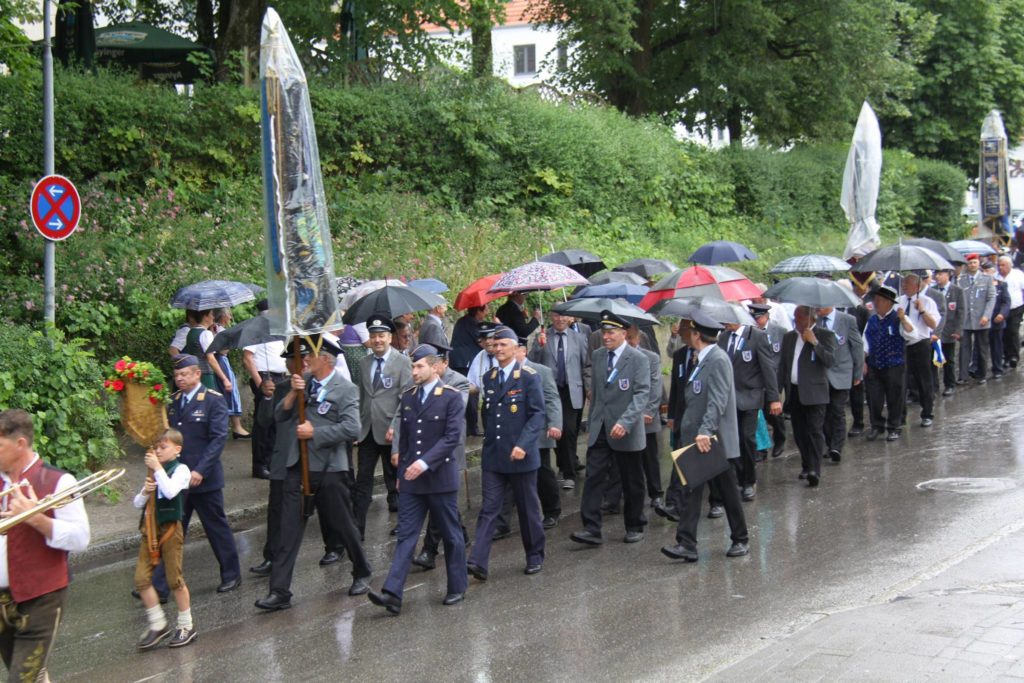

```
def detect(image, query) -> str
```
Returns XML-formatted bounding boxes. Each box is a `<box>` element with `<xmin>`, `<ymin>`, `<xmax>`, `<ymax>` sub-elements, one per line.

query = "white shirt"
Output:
<box><xmin>896</xmin><ymin>294</ymin><xmax>940</xmax><ymax>344</ymax></box>
<box><xmin>133</xmin><ymin>462</ymin><xmax>191</xmax><ymax>509</ymax></box>
<box><xmin>607</xmin><ymin>340</ymin><xmax>628</xmax><ymax>369</ymax></box>
<box><xmin>770</xmin><ymin>302</ymin><xmax>795</xmax><ymax>331</ymax></box>
<box><xmin>243</xmin><ymin>340</ymin><xmax>288</xmax><ymax>375</ymax></box>
<box><xmin>467</xmin><ymin>349</ymin><xmax>496</xmax><ymax>390</ymax></box>
<box><xmin>0</xmin><ymin>455</ymin><xmax>91</xmax><ymax>589</ymax></box>
<box><xmin>791</xmin><ymin>335</ymin><xmax>806</xmax><ymax>384</ymax></box>
<box><xmin>998</xmin><ymin>269</ymin><xmax>1024</xmax><ymax>308</ymax></box>
<box><xmin>725</xmin><ymin>327</ymin><xmax>746</xmax><ymax>353</ymax></box>
<box><xmin>170</xmin><ymin>324</ymin><xmax>190</xmax><ymax>351</ymax></box>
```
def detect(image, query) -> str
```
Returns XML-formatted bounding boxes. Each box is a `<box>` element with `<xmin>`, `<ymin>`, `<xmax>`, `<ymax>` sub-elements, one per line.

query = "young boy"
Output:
<box><xmin>133</xmin><ymin>428</ymin><xmax>196</xmax><ymax>649</ymax></box>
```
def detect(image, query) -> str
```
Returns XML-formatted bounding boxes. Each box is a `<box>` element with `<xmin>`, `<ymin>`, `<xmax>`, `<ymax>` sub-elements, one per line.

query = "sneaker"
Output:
<box><xmin>137</xmin><ymin>625</ymin><xmax>171</xmax><ymax>650</ymax></box>
<box><xmin>168</xmin><ymin>627</ymin><xmax>198</xmax><ymax>648</ymax></box>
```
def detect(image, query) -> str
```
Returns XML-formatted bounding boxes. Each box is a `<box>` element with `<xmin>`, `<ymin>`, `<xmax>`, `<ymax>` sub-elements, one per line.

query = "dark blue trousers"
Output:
<box><xmin>153</xmin><ymin>488</ymin><xmax>240</xmax><ymax>594</ymax></box>
<box><xmin>383</xmin><ymin>491</ymin><xmax>467</xmax><ymax>599</ymax></box>
<box><xmin>469</xmin><ymin>470</ymin><xmax>544</xmax><ymax>571</ymax></box>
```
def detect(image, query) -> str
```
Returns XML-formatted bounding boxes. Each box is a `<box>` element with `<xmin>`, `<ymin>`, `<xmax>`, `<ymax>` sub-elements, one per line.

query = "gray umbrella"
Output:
<box><xmin>551</xmin><ymin>297</ymin><xmax>659</xmax><ymax>327</ymax></box>
<box><xmin>902</xmin><ymin>238</ymin><xmax>967</xmax><ymax>266</ymax></box>
<box><xmin>649</xmin><ymin>297</ymin><xmax>756</xmax><ymax>327</ymax></box>
<box><xmin>769</xmin><ymin>254</ymin><xmax>852</xmax><ymax>274</ymax></box>
<box><xmin>851</xmin><ymin>244</ymin><xmax>954</xmax><ymax>273</ymax></box>
<box><xmin>763</xmin><ymin>277</ymin><xmax>861</xmax><ymax>308</ymax></box>
<box><xmin>613</xmin><ymin>258</ymin><xmax>679</xmax><ymax>279</ymax></box>
<box><xmin>588</xmin><ymin>270</ymin><xmax>648</xmax><ymax>286</ymax></box>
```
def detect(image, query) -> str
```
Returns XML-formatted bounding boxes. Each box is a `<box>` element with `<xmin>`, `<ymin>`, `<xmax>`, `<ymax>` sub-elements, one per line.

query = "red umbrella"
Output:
<box><xmin>639</xmin><ymin>265</ymin><xmax>761</xmax><ymax>310</ymax></box>
<box><xmin>455</xmin><ymin>273</ymin><xmax>508</xmax><ymax>310</ymax></box>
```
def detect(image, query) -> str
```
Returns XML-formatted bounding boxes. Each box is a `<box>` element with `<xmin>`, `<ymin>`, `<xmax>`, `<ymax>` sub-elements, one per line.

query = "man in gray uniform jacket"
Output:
<box><xmin>933</xmin><ymin>268</ymin><xmax>965</xmax><ymax>396</ymax></box>
<box><xmin>958</xmin><ymin>254</ymin><xmax>996</xmax><ymax>383</ymax></box>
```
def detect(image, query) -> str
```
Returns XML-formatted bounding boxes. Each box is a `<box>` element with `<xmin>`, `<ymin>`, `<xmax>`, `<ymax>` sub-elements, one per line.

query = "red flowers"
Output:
<box><xmin>114</xmin><ymin>359</ymin><xmax>127</xmax><ymax>372</ymax></box>
<box><xmin>148</xmin><ymin>397</ymin><xmax>158</xmax><ymax>405</ymax></box>
<box><xmin>104</xmin><ymin>356</ymin><xmax>170</xmax><ymax>405</ymax></box>
<box><xmin>152</xmin><ymin>383</ymin><xmax>162</xmax><ymax>392</ymax></box>
<box><xmin>111</xmin><ymin>380</ymin><xmax>125</xmax><ymax>391</ymax></box>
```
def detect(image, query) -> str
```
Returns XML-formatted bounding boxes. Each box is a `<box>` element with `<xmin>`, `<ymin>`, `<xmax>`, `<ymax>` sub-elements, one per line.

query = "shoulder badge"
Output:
<box><xmin>207</xmin><ymin>389</ymin><xmax>222</xmax><ymax>397</ymax></box>
<box><xmin>521</xmin><ymin>365</ymin><xmax>537</xmax><ymax>375</ymax></box>
<box><xmin>405</xmin><ymin>385</ymin><xmax>418</xmax><ymax>394</ymax></box>
<box><xmin>489</xmin><ymin>369</ymin><xmax>498</xmax><ymax>380</ymax></box>
<box><xmin>434</xmin><ymin>386</ymin><xmax>444</xmax><ymax>396</ymax></box>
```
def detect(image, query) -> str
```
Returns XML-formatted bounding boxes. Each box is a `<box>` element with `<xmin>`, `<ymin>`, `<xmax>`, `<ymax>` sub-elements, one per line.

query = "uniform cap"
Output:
<box><xmin>366</xmin><ymin>314</ymin><xmax>396</xmax><ymax>333</ymax></box>
<box><xmin>599</xmin><ymin>310</ymin><xmax>629</xmax><ymax>329</ymax></box>
<box><xmin>411</xmin><ymin>344</ymin><xmax>440</xmax><ymax>361</ymax></box>
<box><xmin>492</xmin><ymin>326</ymin><xmax>518</xmax><ymax>341</ymax></box>
<box><xmin>172</xmin><ymin>354</ymin><xmax>199</xmax><ymax>369</ymax></box>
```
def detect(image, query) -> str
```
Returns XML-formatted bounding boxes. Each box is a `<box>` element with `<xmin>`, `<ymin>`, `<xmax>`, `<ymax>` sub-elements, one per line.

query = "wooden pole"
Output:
<box><xmin>293</xmin><ymin>337</ymin><xmax>312</xmax><ymax>501</ymax></box>
<box><xmin>145</xmin><ymin>470</ymin><xmax>160</xmax><ymax>566</ymax></box>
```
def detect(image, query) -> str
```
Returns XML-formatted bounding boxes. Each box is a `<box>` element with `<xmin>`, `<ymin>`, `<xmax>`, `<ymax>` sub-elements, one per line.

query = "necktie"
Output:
<box><xmin>179</xmin><ymin>394</ymin><xmax>187</xmax><ymax>412</ymax></box>
<box><xmin>420</xmin><ymin>386</ymin><xmax>428</xmax><ymax>404</ymax></box>
<box><xmin>727</xmin><ymin>333</ymin><xmax>737</xmax><ymax>355</ymax></box>
<box><xmin>556</xmin><ymin>333</ymin><xmax>567</xmax><ymax>386</ymax></box>
<box><xmin>607</xmin><ymin>349</ymin><xmax>615</xmax><ymax>377</ymax></box>
<box><xmin>373</xmin><ymin>357</ymin><xmax>384</xmax><ymax>389</ymax></box>
<box><xmin>497</xmin><ymin>368</ymin><xmax>507</xmax><ymax>392</ymax></box>
<box><xmin>308</xmin><ymin>378</ymin><xmax>321</xmax><ymax>399</ymax></box>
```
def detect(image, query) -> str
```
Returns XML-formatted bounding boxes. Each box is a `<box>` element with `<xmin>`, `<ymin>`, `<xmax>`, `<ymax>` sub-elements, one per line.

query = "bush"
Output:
<box><xmin>0</xmin><ymin>326</ymin><xmax>121</xmax><ymax>475</ymax></box>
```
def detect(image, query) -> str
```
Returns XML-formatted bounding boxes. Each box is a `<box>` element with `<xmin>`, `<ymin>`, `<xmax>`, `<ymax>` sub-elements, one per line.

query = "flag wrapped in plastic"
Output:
<box><xmin>260</xmin><ymin>8</ymin><xmax>341</xmax><ymax>336</ymax></box>
<box><xmin>841</xmin><ymin>102</ymin><xmax>883</xmax><ymax>260</ymax></box>
<box><xmin>979</xmin><ymin>110</ymin><xmax>1012</xmax><ymax>237</ymax></box>
<box><xmin>932</xmin><ymin>339</ymin><xmax>946</xmax><ymax>368</ymax></box>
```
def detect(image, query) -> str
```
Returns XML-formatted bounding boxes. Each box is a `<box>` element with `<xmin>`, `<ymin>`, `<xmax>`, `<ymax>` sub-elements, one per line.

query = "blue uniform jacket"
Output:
<box><xmin>168</xmin><ymin>387</ymin><xmax>228</xmax><ymax>493</ymax></box>
<box><xmin>396</xmin><ymin>383</ymin><xmax>464</xmax><ymax>494</ymax></box>
<box><xmin>481</xmin><ymin>362</ymin><xmax>545</xmax><ymax>474</ymax></box>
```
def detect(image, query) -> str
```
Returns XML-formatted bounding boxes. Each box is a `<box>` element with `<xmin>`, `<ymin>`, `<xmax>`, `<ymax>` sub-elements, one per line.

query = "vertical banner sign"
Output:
<box><xmin>980</xmin><ymin>138</ymin><xmax>1008</xmax><ymax>225</ymax></box>
<box><xmin>259</xmin><ymin>8</ymin><xmax>341</xmax><ymax>336</ymax></box>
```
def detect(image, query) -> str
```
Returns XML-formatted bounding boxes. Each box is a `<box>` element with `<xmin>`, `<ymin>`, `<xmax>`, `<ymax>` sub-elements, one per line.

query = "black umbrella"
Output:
<box><xmin>903</xmin><ymin>238</ymin><xmax>967</xmax><ymax>266</ymax></box>
<box><xmin>539</xmin><ymin>249</ymin><xmax>606</xmax><ymax>277</ymax></box>
<box><xmin>551</xmin><ymin>297</ymin><xmax>659</xmax><ymax>327</ymax></box>
<box><xmin>688</xmin><ymin>240</ymin><xmax>757</xmax><ymax>265</ymax></box>
<box><xmin>650</xmin><ymin>297</ymin><xmax>756</xmax><ymax>326</ymax></box>
<box><xmin>851</xmin><ymin>244</ymin><xmax>954</xmax><ymax>273</ymax></box>
<box><xmin>206</xmin><ymin>315</ymin><xmax>285</xmax><ymax>355</ymax></box>
<box><xmin>613</xmin><ymin>258</ymin><xmax>679</xmax><ymax>279</ymax></box>
<box><xmin>762</xmin><ymin>277</ymin><xmax>861</xmax><ymax>308</ymax></box>
<box><xmin>588</xmin><ymin>270</ymin><xmax>648</xmax><ymax>286</ymax></box>
<box><xmin>342</xmin><ymin>285</ymin><xmax>446</xmax><ymax>324</ymax></box>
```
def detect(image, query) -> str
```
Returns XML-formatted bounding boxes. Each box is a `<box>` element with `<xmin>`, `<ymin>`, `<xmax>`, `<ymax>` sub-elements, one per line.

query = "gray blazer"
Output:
<box><xmin>958</xmin><ymin>272</ymin><xmax>996</xmax><ymax>330</ymax></box>
<box><xmin>358</xmin><ymin>349</ymin><xmax>413</xmax><ymax>444</ymax></box>
<box><xmin>935</xmin><ymin>283</ymin><xmax>966</xmax><ymax>342</ymax></box>
<box><xmin>638</xmin><ymin>346</ymin><xmax>664</xmax><ymax>435</ymax></box>
<box><xmin>821</xmin><ymin>311</ymin><xmax>864</xmax><ymax>390</ymax></box>
<box><xmin>276</xmin><ymin>372</ymin><xmax>361</xmax><ymax>472</ymax></box>
<box><xmin>528</xmin><ymin>326</ymin><xmax>591</xmax><ymax>409</ymax></box>
<box><xmin>587</xmin><ymin>343</ymin><xmax>651</xmax><ymax>452</ymax></box>
<box><xmin>418</xmin><ymin>314</ymin><xmax>448</xmax><ymax>348</ymax></box>
<box><xmin>717</xmin><ymin>326</ymin><xmax>780</xmax><ymax>411</ymax></box>
<box><xmin>780</xmin><ymin>328</ymin><xmax>837</xmax><ymax>406</ymax></box>
<box><xmin>924</xmin><ymin>287</ymin><xmax>945</xmax><ymax>337</ymax></box>
<box><xmin>524</xmin><ymin>360</ymin><xmax>563</xmax><ymax>449</ymax></box>
<box><xmin>676</xmin><ymin>345</ymin><xmax>739</xmax><ymax>460</ymax></box>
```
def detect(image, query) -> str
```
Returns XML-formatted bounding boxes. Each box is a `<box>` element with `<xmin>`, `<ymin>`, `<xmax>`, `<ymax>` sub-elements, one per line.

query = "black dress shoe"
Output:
<box><xmin>492</xmin><ymin>527</ymin><xmax>512</xmax><ymax>541</ymax></box>
<box><xmin>771</xmin><ymin>442</ymin><xmax>785</xmax><ymax>458</ymax></box>
<box><xmin>847</xmin><ymin>426</ymin><xmax>864</xmax><ymax>437</ymax></box>
<box><xmin>217</xmin><ymin>578</ymin><xmax>241</xmax><ymax>593</ymax></box>
<box><xmin>443</xmin><ymin>592</ymin><xmax>465</xmax><ymax>606</ymax></box>
<box><xmin>741</xmin><ymin>486</ymin><xmax>755</xmax><ymax>501</ymax></box>
<box><xmin>865</xmin><ymin>428</ymin><xmax>882</xmax><ymax>442</ymax></box>
<box><xmin>319</xmin><ymin>551</ymin><xmax>341</xmax><ymax>566</ymax></box>
<box><xmin>886</xmin><ymin>430</ymin><xmax>900</xmax><ymax>442</ymax></box>
<box><xmin>233</xmin><ymin>432</ymin><xmax>252</xmax><ymax>440</ymax></box>
<box><xmin>570</xmin><ymin>530</ymin><xmax>604</xmax><ymax>546</ymax></box>
<box><xmin>798</xmin><ymin>471</ymin><xmax>807</xmax><ymax>480</ymax></box>
<box><xmin>524</xmin><ymin>563</ymin><xmax>543</xmax><ymax>575</ymax></box>
<box><xmin>542</xmin><ymin>516</ymin><xmax>558</xmax><ymax>529</ymax></box>
<box><xmin>707</xmin><ymin>505</ymin><xmax>724</xmax><ymax>518</ymax></box>
<box><xmin>367</xmin><ymin>590</ymin><xmax>402</xmax><ymax>615</ymax></box>
<box><xmin>137</xmin><ymin>625</ymin><xmax>172</xmax><ymax>650</ymax></box>
<box><xmin>349</xmin><ymin>576</ymin><xmax>371</xmax><ymax>596</ymax></box>
<box><xmin>255</xmin><ymin>593</ymin><xmax>291</xmax><ymax>611</ymax></box>
<box><xmin>976</xmin><ymin>377</ymin><xmax>987</xmax><ymax>385</ymax></box>
<box><xmin>649</xmin><ymin>496</ymin><xmax>663</xmax><ymax>509</ymax></box>
<box><xmin>131</xmin><ymin>588</ymin><xmax>168</xmax><ymax>604</ymax></box>
<box><xmin>807</xmin><ymin>472</ymin><xmax>820</xmax><ymax>487</ymax></box>
<box><xmin>252</xmin><ymin>468</ymin><xmax>271</xmax><ymax>480</ymax></box>
<box><xmin>249</xmin><ymin>560</ymin><xmax>272</xmax><ymax>576</ymax></box>
<box><xmin>466</xmin><ymin>563</ymin><xmax>488</xmax><ymax>581</ymax></box>
<box><xmin>726</xmin><ymin>542</ymin><xmax>750</xmax><ymax>557</ymax></box>
<box><xmin>653</xmin><ymin>503</ymin><xmax>679</xmax><ymax>522</ymax></box>
<box><xmin>661</xmin><ymin>544</ymin><xmax>698</xmax><ymax>562</ymax></box>
<box><xmin>412</xmin><ymin>551</ymin><xmax>436</xmax><ymax>570</ymax></box>
<box><xmin>623</xmin><ymin>531</ymin><xmax>644</xmax><ymax>544</ymax></box>
<box><xmin>829</xmin><ymin>450</ymin><xmax>841</xmax><ymax>463</ymax></box>
<box><xmin>389</xmin><ymin>526</ymin><xmax>398</xmax><ymax>536</ymax></box>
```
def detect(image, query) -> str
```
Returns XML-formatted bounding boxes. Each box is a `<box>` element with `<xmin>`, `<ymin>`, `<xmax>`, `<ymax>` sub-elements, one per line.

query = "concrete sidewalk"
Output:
<box><xmin>709</xmin><ymin>521</ymin><xmax>1024</xmax><ymax>681</ymax></box>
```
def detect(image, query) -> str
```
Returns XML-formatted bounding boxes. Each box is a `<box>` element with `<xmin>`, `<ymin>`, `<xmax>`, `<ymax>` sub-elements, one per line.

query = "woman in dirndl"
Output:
<box><xmin>208</xmin><ymin>308</ymin><xmax>250</xmax><ymax>439</ymax></box>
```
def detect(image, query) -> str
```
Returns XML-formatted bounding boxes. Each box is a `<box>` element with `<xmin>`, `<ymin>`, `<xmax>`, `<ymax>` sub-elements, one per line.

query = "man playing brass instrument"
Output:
<box><xmin>0</xmin><ymin>409</ymin><xmax>91</xmax><ymax>682</ymax></box>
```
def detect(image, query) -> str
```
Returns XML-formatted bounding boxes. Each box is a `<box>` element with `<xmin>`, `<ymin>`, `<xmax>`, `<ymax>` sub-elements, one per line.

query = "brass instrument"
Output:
<box><xmin>0</xmin><ymin>468</ymin><xmax>125</xmax><ymax>534</ymax></box>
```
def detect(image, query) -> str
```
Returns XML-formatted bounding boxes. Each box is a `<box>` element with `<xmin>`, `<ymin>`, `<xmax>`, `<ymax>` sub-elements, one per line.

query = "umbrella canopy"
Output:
<box><xmin>342</xmin><ymin>285</ymin><xmax>446</xmax><ymax>325</ymax></box>
<box><xmin>949</xmin><ymin>240</ymin><xmax>997</xmax><ymax>257</ymax></box>
<box><xmin>336</xmin><ymin>275</ymin><xmax>365</xmax><ymax>300</ymax></box>
<box><xmin>488</xmin><ymin>262</ymin><xmax>589</xmax><ymax>293</ymax></box>
<box><xmin>762</xmin><ymin>277</ymin><xmax>861</xmax><ymax>308</ymax></box>
<box><xmin>408</xmin><ymin>278</ymin><xmax>449</xmax><ymax>294</ymax></box>
<box><xmin>769</xmin><ymin>254</ymin><xmax>852</xmax><ymax>275</ymax></box>
<box><xmin>551</xmin><ymin>298</ymin><xmax>659</xmax><ymax>327</ymax></box>
<box><xmin>841</xmin><ymin>101</ymin><xmax>883</xmax><ymax>259</ymax></box>
<box><xmin>571</xmin><ymin>283</ymin><xmax>649</xmax><ymax>305</ymax></box>
<box><xmin>612</xmin><ymin>258</ymin><xmax>679</xmax><ymax>279</ymax></box>
<box><xmin>588</xmin><ymin>270</ymin><xmax>648</xmax><ymax>286</ymax></box>
<box><xmin>851</xmin><ymin>244</ymin><xmax>953</xmax><ymax>273</ymax></box>
<box><xmin>650</xmin><ymin>297</ymin><xmax>757</xmax><ymax>327</ymax></box>
<box><xmin>454</xmin><ymin>274</ymin><xmax>507</xmax><ymax>310</ymax></box>
<box><xmin>340</xmin><ymin>279</ymin><xmax>407</xmax><ymax>310</ymax></box>
<box><xmin>639</xmin><ymin>266</ymin><xmax>761</xmax><ymax>309</ymax></box>
<box><xmin>206</xmin><ymin>315</ymin><xmax>285</xmax><ymax>355</ymax></box>
<box><xmin>95</xmin><ymin>21</ymin><xmax>214</xmax><ymax>83</ymax></box>
<box><xmin>902</xmin><ymin>238</ymin><xmax>966</xmax><ymax>266</ymax></box>
<box><xmin>688</xmin><ymin>240</ymin><xmax>757</xmax><ymax>265</ymax></box>
<box><xmin>539</xmin><ymin>249</ymin><xmax>606</xmax><ymax>277</ymax></box>
<box><xmin>171</xmin><ymin>280</ymin><xmax>258</xmax><ymax>310</ymax></box>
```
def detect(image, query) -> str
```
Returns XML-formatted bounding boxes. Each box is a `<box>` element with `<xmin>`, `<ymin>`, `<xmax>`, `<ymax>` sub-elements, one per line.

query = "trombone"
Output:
<box><xmin>0</xmin><ymin>468</ymin><xmax>125</xmax><ymax>534</ymax></box>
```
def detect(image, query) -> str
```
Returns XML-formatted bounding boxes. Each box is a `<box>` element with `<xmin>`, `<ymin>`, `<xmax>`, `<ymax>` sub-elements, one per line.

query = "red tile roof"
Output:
<box><xmin>422</xmin><ymin>0</ymin><xmax>540</xmax><ymax>33</ymax></box>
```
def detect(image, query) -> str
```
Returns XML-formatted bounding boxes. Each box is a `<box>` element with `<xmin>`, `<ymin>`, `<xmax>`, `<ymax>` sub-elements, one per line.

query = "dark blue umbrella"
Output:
<box><xmin>571</xmin><ymin>283</ymin><xmax>648</xmax><ymax>304</ymax></box>
<box><xmin>171</xmin><ymin>280</ymin><xmax>258</xmax><ymax>310</ymax></box>
<box><xmin>688</xmin><ymin>240</ymin><xmax>757</xmax><ymax>265</ymax></box>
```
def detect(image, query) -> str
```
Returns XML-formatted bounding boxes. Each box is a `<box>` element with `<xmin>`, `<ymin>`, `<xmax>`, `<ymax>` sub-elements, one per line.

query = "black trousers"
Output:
<box><xmin>673</xmin><ymin>466</ymin><xmax>747</xmax><ymax>551</ymax></box>
<box><xmin>1005</xmin><ymin>306</ymin><xmax>1023</xmax><ymax>365</ymax></box>
<box><xmin>789</xmin><ymin>386</ymin><xmax>827</xmax><ymax>477</ymax></box>
<box><xmin>961</xmin><ymin>328</ymin><xmax>990</xmax><ymax>379</ymax></box>
<box><xmin>848</xmin><ymin>381</ymin><xmax>865</xmax><ymax>430</ymax></box>
<box><xmin>866</xmin><ymin>364</ymin><xmax>905</xmax><ymax>432</ymax></box>
<box><xmin>987</xmin><ymin>323</ymin><xmax>1006</xmax><ymax>373</ymax></box>
<box><xmin>941</xmin><ymin>341</ymin><xmax>958</xmax><ymax>390</ymax></box>
<box><xmin>823</xmin><ymin>386</ymin><xmax>850</xmax><ymax>455</ymax></box>
<box><xmin>765</xmin><ymin>396</ymin><xmax>787</xmax><ymax>446</ymax></box>
<box><xmin>605</xmin><ymin>431</ymin><xmax>663</xmax><ymax>504</ymax></box>
<box><xmin>735</xmin><ymin>409</ymin><xmax>758</xmax><ymax>487</ymax></box>
<box><xmin>498</xmin><ymin>447</ymin><xmax>561</xmax><ymax>525</ymax></box>
<box><xmin>250</xmin><ymin>379</ymin><xmax>279</xmax><ymax>475</ymax></box>
<box><xmin>353</xmin><ymin>440</ymin><xmax>398</xmax><ymax>536</ymax></box>
<box><xmin>554</xmin><ymin>385</ymin><xmax>581</xmax><ymax>479</ymax></box>
<box><xmin>905</xmin><ymin>340</ymin><xmax>934</xmax><ymax>420</ymax></box>
<box><xmin>269</xmin><ymin>467</ymin><xmax>370</xmax><ymax>599</ymax></box>
<box><xmin>262</xmin><ymin>479</ymin><xmax>338</xmax><ymax>563</ymax></box>
<box><xmin>579</xmin><ymin>428</ymin><xmax>646</xmax><ymax>535</ymax></box>
<box><xmin>153</xmin><ymin>488</ymin><xmax>240</xmax><ymax>594</ymax></box>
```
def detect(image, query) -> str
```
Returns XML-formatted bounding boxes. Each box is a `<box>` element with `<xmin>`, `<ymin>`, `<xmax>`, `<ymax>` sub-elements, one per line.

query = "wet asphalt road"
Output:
<box><xmin>51</xmin><ymin>373</ymin><xmax>1024</xmax><ymax>682</ymax></box>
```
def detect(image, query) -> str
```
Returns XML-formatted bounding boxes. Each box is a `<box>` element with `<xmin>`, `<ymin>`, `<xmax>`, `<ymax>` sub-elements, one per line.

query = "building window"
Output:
<box><xmin>514</xmin><ymin>44</ymin><xmax>536</xmax><ymax>76</ymax></box>
<box><xmin>556</xmin><ymin>44</ymin><xmax>568</xmax><ymax>72</ymax></box>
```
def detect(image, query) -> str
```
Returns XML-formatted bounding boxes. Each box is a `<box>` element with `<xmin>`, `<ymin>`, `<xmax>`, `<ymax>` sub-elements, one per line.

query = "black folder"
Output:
<box><xmin>671</xmin><ymin>435</ymin><xmax>729</xmax><ymax>489</ymax></box>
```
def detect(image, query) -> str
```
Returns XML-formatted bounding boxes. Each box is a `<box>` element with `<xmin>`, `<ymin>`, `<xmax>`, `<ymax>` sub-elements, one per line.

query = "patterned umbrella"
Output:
<box><xmin>949</xmin><ymin>239</ymin><xmax>997</xmax><ymax>256</ymax></box>
<box><xmin>613</xmin><ymin>258</ymin><xmax>679</xmax><ymax>279</ymax></box>
<box><xmin>769</xmin><ymin>254</ymin><xmax>852</xmax><ymax>275</ymax></box>
<box><xmin>170</xmin><ymin>280</ymin><xmax>259</xmax><ymax>310</ymax></box>
<box><xmin>539</xmin><ymin>249</ymin><xmax>606</xmax><ymax>277</ymax></box>
<box><xmin>571</xmin><ymin>283</ymin><xmax>649</xmax><ymax>304</ymax></box>
<box><xmin>488</xmin><ymin>262</ymin><xmax>589</xmax><ymax>293</ymax></box>
<box><xmin>588</xmin><ymin>270</ymin><xmax>648</xmax><ymax>286</ymax></box>
<box><xmin>335</xmin><ymin>275</ymin><xmax>365</xmax><ymax>300</ymax></box>
<box><xmin>638</xmin><ymin>266</ymin><xmax>761</xmax><ymax>310</ymax></box>
<box><xmin>688</xmin><ymin>240</ymin><xmax>757</xmax><ymax>265</ymax></box>
<box><xmin>455</xmin><ymin>274</ymin><xmax>507</xmax><ymax>310</ymax></box>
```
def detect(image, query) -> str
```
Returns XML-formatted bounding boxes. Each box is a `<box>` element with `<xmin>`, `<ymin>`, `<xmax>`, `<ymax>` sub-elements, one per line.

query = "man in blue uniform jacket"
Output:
<box><xmin>466</xmin><ymin>326</ymin><xmax>547</xmax><ymax>580</ymax></box>
<box><xmin>367</xmin><ymin>344</ymin><xmax>468</xmax><ymax>615</ymax></box>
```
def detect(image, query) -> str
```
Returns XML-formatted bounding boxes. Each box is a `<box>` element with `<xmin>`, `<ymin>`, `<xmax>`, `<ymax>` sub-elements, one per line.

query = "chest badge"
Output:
<box><xmin>382</xmin><ymin>376</ymin><xmax>393</xmax><ymax>389</ymax></box>
<box><xmin>741</xmin><ymin>350</ymin><xmax>753</xmax><ymax>362</ymax></box>
<box><xmin>949</xmin><ymin>302</ymin><xmax>956</xmax><ymax>311</ymax></box>
<box><xmin>510</xmin><ymin>404</ymin><xmax>518</xmax><ymax>414</ymax></box>
<box><xmin>692</xmin><ymin>380</ymin><xmax>702</xmax><ymax>395</ymax></box>
<box><xmin>618</xmin><ymin>378</ymin><xmax>630</xmax><ymax>391</ymax></box>
<box><xmin>317</xmin><ymin>401</ymin><xmax>332</xmax><ymax>415</ymax></box>
<box><xmin>772</xmin><ymin>342</ymin><xmax>781</xmax><ymax>353</ymax></box>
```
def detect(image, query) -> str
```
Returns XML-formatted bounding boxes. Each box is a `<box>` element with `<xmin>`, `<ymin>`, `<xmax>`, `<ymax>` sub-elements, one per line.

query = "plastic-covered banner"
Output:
<box><xmin>260</xmin><ymin>8</ymin><xmax>341</xmax><ymax>336</ymax></box>
<box><xmin>980</xmin><ymin>110</ymin><xmax>1011</xmax><ymax>235</ymax></box>
<box><xmin>841</xmin><ymin>102</ymin><xmax>882</xmax><ymax>260</ymax></box>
